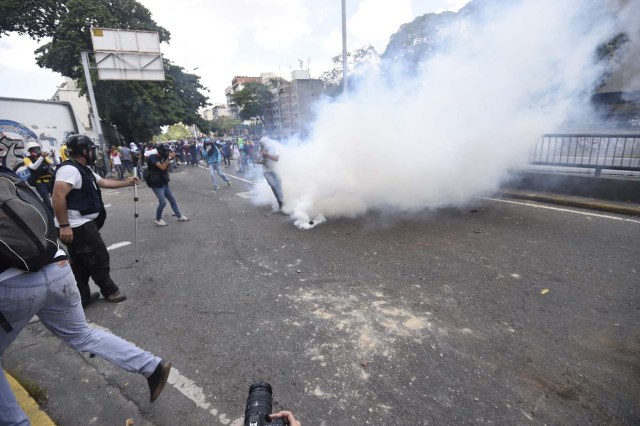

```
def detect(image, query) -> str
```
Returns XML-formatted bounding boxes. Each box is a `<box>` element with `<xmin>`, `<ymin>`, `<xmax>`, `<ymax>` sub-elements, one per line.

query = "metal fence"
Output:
<box><xmin>531</xmin><ymin>133</ymin><xmax>640</xmax><ymax>175</ymax></box>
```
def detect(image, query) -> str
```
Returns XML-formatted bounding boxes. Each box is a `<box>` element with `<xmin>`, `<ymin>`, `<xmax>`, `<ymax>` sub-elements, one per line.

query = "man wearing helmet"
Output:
<box><xmin>23</xmin><ymin>141</ymin><xmax>55</xmax><ymax>214</ymax></box>
<box><xmin>52</xmin><ymin>135</ymin><xmax>134</xmax><ymax>307</ymax></box>
<box><xmin>146</xmin><ymin>143</ymin><xmax>189</xmax><ymax>226</ymax></box>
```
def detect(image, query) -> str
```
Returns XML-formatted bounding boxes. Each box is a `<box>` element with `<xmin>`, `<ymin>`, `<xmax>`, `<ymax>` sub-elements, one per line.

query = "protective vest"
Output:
<box><xmin>25</xmin><ymin>156</ymin><xmax>54</xmax><ymax>183</ymax></box>
<box><xmin>55</xmin><ymin>160</ymin><xmax>102</xmax><ymax>215</ymax></box>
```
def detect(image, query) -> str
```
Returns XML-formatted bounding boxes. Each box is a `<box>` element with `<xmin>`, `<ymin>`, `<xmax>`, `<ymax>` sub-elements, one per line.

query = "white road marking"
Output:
<box><xmin>197</xmin><ymin>164</ymin><xmax>256</xmax><ymax>184</ymax></box>
<box><xmin>227</xmin><ymin>174</ymin><xmax>254</xmax><ymax>184</ymax></box>
<box><xmin>106</xmin><ymin>241</ymin><xmax>131</xmax><ymax>251</ymax></box>
<box><xmin>479</xmin><ymin>197</ymin><xmax>640</xmax><ymax>224</ymax></box>
<box><xmin>104</xmin><ymin>204</ymin><xmax>112</xmax><ymax>208</ymax></box>
<box><xmin>86</xmin><ymin>322</ymin><xmax>230</xmax><ymax>424</ymax></box>
<box><xmin>236</xmin><ymin>192</ymin><xmax>251</xmax><ymax>199</ymax></box>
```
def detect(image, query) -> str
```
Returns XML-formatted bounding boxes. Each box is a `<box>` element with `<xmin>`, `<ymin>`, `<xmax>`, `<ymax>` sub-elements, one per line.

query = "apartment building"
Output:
<box><xmin>265</xmin><ymin>70</ymin><xmax>325</xmax><ymax>136</ymax></box>
<box><xmin>225</xmin><ymin>75</ymin><xmax>264</xmax><ymax>118</ymax></box>
<box><xmin>201</xmin><ymin>104</ymin><xmax>231</xmax><ymax>121</ymax></box>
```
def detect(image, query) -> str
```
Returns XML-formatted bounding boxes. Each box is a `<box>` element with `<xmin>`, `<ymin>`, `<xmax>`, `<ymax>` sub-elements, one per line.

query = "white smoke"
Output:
<box><xmin>252</xmin><ymin>0</ymin><xmax>625</xmax><ymax>228</ymax></box>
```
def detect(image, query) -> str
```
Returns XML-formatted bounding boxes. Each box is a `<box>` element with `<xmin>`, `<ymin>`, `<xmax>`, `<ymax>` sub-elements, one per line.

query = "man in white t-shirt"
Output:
<box><xmin>256</xmin><ymin>137</ymin><xmax>284</xmax><ymax>212</ymax></box>
<box><xmin>52</xmin><ymin>135</ymin><xmax>137</xmax><ymax>308</ymax></box>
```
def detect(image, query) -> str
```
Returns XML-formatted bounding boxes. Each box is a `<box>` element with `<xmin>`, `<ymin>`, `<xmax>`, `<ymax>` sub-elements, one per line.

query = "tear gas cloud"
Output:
<box><xmin>252</xmin><ymin>0</ymin><xmax>631</xmax><ymax>228</ymax></box>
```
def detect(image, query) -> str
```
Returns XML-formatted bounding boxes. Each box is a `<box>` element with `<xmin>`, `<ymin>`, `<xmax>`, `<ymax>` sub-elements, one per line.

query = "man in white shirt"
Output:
<box><xmin>52</xmin><ymin>135</ymin><xmax>135</xmax><ymax>308</ymax></box>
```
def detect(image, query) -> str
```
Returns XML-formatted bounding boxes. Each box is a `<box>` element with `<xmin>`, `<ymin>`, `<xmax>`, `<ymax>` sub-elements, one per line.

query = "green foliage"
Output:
<box><xmin>33</xmin><ymin>0</ymin><xmax>169</xmax><ymax>80</ymax></box>
<box><xmin>320</xmin><ymin>46</ymin><xmax>379</xmax><ymax>97</ymax></box>
<box><xmin>381</xmin><ymin>11</ymin><xmax>457</xmax><ymax>73</ymax></box>
<box><xmin>596</xmin><ymin>32</ymin><xmax>630</xmax><ymax>61</ymax></box>
<box><xmin>1</xmin><ymin>0</ymin><xmax>208</xmax><ymax>142</ymax></box>
<box><xmin>208</xmin><ymin>116</ymin><xmax>241</xmax><ymax>135</ymax></box>
<box><xmin>0</xmin><ymin>0</ymin><xmax>65</xmax><ymax>39</ymax></box>
<box><xmin>230</xmin><ymin>83</ymin><xmax>273</xmax><ymax>123</ymax></box>
<box><xmin>154</xmin><ymin>124</ymin><xmax>192</xmax><ymax>142</ymax></box>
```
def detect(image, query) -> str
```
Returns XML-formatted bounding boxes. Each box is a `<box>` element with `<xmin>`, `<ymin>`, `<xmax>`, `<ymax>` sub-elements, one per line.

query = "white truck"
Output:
<box><xmin>0</xmin><ymin>96</ymin><xmax>91</xmax><ymax>170</ymax></box>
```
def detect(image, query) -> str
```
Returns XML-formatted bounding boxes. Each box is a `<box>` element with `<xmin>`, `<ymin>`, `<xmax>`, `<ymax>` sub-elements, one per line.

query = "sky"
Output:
<box><xmin>0</xmin><ymin>0</ymin><xmax>470</xmax><ymax>105</ymax></box>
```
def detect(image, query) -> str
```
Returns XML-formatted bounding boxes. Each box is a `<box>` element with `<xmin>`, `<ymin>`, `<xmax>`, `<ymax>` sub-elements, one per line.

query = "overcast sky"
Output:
<box><xmin>0</xmin><ymin>0</ymin><xmax>469</xmax><ymax>105</ymax></box>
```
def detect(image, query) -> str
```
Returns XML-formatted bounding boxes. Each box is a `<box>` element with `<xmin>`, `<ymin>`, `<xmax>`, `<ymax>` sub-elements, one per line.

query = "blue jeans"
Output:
<box><xmin>122</xmin><ymin>159</ymin><xmax>133</xmax><ymax>174</ymax></box>
<box><xmin>151</xmin><ymin>185</ymin><xmax>182</xmax><ymax>220</ymax></box>
<box><xmin>0</xmin><ymin>261</ymin><xmax>161</xmax><ymax>426</ymax></box>
<box><xmin>239</xmin><ymin>154</ymin><xmax>248</xmax><ymax>173</ymax></box>
<box><xmin>264</xmin><ymin>171</ymin><xmax>283</xmax><ymax>208</ymax></box>
<box><xmin>208</xmin><ymin>164</ymin><xmax>229</xmax><ymax>188</ymax></box>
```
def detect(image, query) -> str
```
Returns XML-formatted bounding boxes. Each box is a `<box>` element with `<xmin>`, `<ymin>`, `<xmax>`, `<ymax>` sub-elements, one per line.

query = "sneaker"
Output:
<box><xmin>148</xmin><ymin>359</ymin><xmax>172</xmax><ymax>402</ymax></box>
<box><xmin>214</xmin><ymin>186</ymin><xmax>219</xmax><ymax>191</ymax></box>
<box><xmin>177</xmin><ymin>215</ymin><xmax>189</xmax><ymax>222</ymax></box>
<box><xmin>155</xmin><ymin>219</ymin><xmax>168</xmax><ymax>226</ymax></box>
<box><xmin>226</xmin><ymin>180</ymin><xmax>231</xmax><ymax>186</ymax></box>
<box><xmin>105</xmin><ymin>290</ymin><xmax>127</xmax><ymax>303</ymax></box>
<box><xmin>81</xmin><ymin>292</ymin><xmax>100</xmax><ymax>308</ymax></box>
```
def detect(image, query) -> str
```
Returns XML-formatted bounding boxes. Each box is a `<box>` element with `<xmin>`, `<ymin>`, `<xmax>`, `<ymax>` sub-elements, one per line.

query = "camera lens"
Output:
<box><xmin>244</xmin><ymin>382</ymin><xmax>273</xmax><ymax>426</ymax></box>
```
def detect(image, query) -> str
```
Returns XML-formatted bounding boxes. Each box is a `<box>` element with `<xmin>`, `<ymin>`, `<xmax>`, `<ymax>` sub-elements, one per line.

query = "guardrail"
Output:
<box><xmin>531</xmin><ymin>133</ymin><xmax>640</xmax><ymax>176</ymax></box>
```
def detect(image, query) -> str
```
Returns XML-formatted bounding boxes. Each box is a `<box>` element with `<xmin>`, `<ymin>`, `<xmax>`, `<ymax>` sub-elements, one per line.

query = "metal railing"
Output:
<box><xmin>531</xmin><ymin>133</ymin><xmax>640</xmax><ymax>175</ymax></box>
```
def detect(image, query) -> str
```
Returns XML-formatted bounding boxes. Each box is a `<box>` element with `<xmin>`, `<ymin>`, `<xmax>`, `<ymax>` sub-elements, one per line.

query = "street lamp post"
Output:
<box><xmin>342</xmin><ymin>0</ymin><xmax>348</xmax><ymax>95</ymax></box>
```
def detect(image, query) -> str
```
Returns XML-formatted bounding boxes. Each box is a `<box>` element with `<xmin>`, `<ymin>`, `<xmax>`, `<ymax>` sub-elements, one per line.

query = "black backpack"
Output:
<box><xmin>0</xmin><ymin>166</ymin><xmax>59</xmax><ymax>272</ymax></box>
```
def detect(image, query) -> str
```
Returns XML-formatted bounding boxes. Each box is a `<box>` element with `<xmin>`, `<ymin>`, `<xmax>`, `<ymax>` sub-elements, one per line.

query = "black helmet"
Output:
<box><xmin>156</xmin><ymin>143</ymin><xmax>169</xmax><ymax>155</ymax></box>
<box><xmin>66</xmin><ymin>134</ymin><xmax>96</xmax><ymax>156</ymax></box>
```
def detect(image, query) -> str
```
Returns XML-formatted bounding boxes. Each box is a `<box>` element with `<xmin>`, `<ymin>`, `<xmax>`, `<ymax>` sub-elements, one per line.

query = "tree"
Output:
<box><xmin>320</xmin><ymin>46</ymin><xmax>380</xmax><ymax>97</ymax></box>
<box><xmin>82</xmin><ymin>60</ymin><xmax>209</xmax><ymax>141</ymax></box>
<box><xmin>0</xmin><ymin>0</ymin><xmax>208</xmax><ymax>142</ymax></box>
<box><xmin>230</xmin><ymin>83</ymin><xmax>273</xmax><ymax>125</ymax></box>
<box><xmin>0</xmin><ymin>0</ymin><xmax>67</xmax><ymax>39</ymax></box>
<box><xmin>208</xmin><ymin>116</ymin><xmax>241</xmax><ymax>136</ymax></box>
<box><xmin>153</xmin><ymin>124</ymin><xmax>192</xmax><ymax>142</ymax></box>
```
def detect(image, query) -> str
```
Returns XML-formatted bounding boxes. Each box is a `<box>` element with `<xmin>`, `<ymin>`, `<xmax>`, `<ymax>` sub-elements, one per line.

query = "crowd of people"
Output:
<box><xmin>0</xmin><ymin>132</ymin><xmax>295</xmax><ymax>426</ymax></box>
<box><xmin>15</xmin><ymin>133</ymin><xmax>283</xmax><ymax>227</ymax></box>
<box><xmin>104</xmin><ymin>136</ymin><xmax>260</xmax><ymax>176</ymax></box>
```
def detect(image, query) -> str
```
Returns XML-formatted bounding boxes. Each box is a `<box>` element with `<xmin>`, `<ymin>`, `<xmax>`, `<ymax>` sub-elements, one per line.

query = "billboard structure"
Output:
<box><xmin>81</xmin><ymin>28</ymin><xmax>165</xmax><ymax>175</ymax></box>
<box><xmin>90</xmin><ymin>28</ymin><xmax>165</xmax><ymax>81</ymax></box>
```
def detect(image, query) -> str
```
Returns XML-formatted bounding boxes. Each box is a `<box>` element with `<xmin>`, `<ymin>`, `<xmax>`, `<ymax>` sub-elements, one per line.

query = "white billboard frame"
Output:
<box><xmin>90</xmin><ymin>27</ymin><xmax>165</xmax><ymax>81</ymax></box>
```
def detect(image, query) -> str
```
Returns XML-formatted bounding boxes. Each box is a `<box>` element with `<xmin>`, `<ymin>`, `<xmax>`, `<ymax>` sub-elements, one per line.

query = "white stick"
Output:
<box><xmin>133</xmin><ymin>167</ymin><xmax>139</xmax><ymax>262</ymax></box>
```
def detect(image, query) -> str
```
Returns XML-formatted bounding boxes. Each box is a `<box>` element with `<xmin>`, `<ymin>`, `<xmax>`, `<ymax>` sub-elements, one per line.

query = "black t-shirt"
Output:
<box><xmin>146</xmin><ymin>154</ymin><xmax>169</xmax><ymax>187</ymax></box>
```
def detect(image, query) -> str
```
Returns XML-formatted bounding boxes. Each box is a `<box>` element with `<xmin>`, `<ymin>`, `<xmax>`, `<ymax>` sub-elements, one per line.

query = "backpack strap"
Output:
<box><xmin>0</xmin><ymin>203</ymin><xmax>46</xmax><ymax>252</ymax></box>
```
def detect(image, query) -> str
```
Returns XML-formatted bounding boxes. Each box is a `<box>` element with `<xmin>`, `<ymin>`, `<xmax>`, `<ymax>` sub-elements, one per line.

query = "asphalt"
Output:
<box><xmin>4</xmin><ymin>166</ymin><xmax>639</xmax><ymax>425</ymax></box>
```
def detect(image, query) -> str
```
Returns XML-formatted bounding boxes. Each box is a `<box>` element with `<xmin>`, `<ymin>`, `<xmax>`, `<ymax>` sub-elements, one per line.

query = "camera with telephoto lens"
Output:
<box><xmin>244</xmin><ymin>382</ymin><xmax>286</xmax><ymax>426</ymax></box>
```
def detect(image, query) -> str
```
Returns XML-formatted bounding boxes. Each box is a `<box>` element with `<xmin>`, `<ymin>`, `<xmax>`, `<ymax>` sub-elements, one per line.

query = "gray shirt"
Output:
<box><xmin>120</xmin><ymin>146</ymin><xmax>131</xmax><ymax>161</ymax></box>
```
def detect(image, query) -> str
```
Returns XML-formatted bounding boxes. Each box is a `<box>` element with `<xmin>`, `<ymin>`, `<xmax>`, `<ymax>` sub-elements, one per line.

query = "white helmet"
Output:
<box><xmin>26</xmin><ymin>141</ymin><xmax>41</xmax><ymax>152</ymax></box>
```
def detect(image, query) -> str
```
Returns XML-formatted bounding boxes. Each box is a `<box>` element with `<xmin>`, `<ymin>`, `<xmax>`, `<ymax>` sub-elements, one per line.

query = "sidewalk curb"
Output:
<box><xmin>5</xmin><ymin>372</ymin><xmax>55</xmax><ymax>426</ymax></box>
<box><xmin>500</xmin><ymin>190</ymin><xmax>640</xmax><ymax>217</ymax></box>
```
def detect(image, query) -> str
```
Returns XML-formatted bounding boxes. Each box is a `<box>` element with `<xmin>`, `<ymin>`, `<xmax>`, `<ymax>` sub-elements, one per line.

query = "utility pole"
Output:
<box><xmin>80</xmin><ymin>50</ymin><xmax>109</xmax><ymax>175</ymax></box>
<box><xmin>342</xmin><ymin>0</ymin><xmax>348</xmax><ymax>95</ymax></box>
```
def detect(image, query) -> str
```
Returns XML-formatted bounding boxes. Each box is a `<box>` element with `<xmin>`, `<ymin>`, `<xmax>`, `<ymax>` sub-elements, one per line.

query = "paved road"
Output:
<box><xmin>4</xmin><ymin>164</ymin><xmax>639</xmax><ymax>425</ymax></box>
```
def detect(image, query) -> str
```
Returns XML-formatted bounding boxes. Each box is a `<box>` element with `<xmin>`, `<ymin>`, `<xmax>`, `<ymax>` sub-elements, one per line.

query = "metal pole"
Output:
<box><xmin>341</xmin><ymin>0</ymin><xmax>348</xmax><ymax>95</ymax></box>
<box><xmin>80</xmin><ymin>50</ymin><xmax>109</xmax><ymax>175</ymax></box>
<box><xmin>133</xmin><ymin>166</ymin><xmax>139</xmax><ymax>262</ymax></box>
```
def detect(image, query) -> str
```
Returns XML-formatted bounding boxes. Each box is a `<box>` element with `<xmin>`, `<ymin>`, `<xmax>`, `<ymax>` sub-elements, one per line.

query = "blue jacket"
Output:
<box><xmin>202</xmin><ymin>145</ymin><xmax>222</xmax><ymax>165</ymax></box>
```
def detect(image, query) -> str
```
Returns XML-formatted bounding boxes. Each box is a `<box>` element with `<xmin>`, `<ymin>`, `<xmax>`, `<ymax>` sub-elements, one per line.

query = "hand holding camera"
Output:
<box><xmin>270</xmin><ymin>411</ymin><xmax>300</xmax><ymax>426</ymax></box>
<box><xmin>244</xmin><ymin>382</ymin><xmax>301</xmax><ymax>426</ymax></box>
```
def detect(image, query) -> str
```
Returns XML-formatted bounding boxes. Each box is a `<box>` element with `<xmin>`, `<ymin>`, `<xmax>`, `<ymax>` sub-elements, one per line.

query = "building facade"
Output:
<box><xmin>50</xmin><ymin>78</ymin><xmax>92</xmax><ymax>132</ymax></box>
<box><xmin>225</xmin><ymin>76</ymin><xmax>263</xmax><ymax>118</ymax></box>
